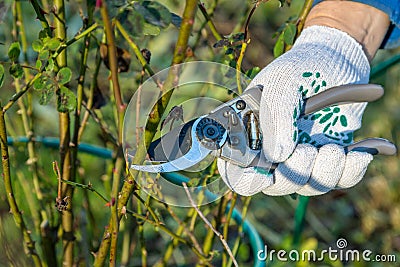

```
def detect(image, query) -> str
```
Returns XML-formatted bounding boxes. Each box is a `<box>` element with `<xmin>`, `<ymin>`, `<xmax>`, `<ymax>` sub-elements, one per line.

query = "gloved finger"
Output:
<box><xmin>262</xmin><ymin>144</ymin><xmax>317</xmax><ymax>196</ymax></box>
<box><xmin>217</xmin><ymin>159</ymin><xmax>273</xmax><ymax>196</ymax></box>
<box><xmin>297</xmin><ymin>144</ymin><xmax>346</xmax><ymax>196</ymax></box>
<box><xmin>336</xmin><ymin>151</ymin><xmax>373</xmax><ymax>188</ymax></box>
<box><xmin>248</xmin><ymin>64</ymin><xmax>302</xmax><ymax>163</ymax></box>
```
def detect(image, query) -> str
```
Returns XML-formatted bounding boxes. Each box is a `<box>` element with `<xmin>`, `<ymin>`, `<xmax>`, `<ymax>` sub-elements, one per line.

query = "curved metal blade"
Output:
<box><xmin>131</xmin><ymin>117</ymin><xmax>224</xmax><ymax>173</ymax></box>
<box><xmin>148</xmin><ymin>119</ymin><xmax>195</xmax><ymax>162</ymax></box>
<box><xmin>131</xmin><ymin>140</ymin><xmax>212</xmax><ymax>173</ymax></box>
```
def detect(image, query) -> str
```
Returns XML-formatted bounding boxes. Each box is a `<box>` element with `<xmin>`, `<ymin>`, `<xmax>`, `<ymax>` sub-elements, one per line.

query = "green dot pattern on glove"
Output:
<box><xmin>300</xmin><ymin>71</ymin><xmax>327</xmax><ymax>95</ymax></box>
<box><xmin>296</xmin><ymin>71</ymin><xmax>353</xmax><ymax>145</ymax></box>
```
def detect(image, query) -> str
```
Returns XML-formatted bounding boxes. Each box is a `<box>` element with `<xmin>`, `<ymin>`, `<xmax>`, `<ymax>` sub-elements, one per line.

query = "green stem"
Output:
<box><xmin>137</xmin><ymin>196</ymin><xmax>148</xmax><ymax>267</ymax></box>
<box><xmin>285</xmin><ymin>0</ymin><xmax>313</xmax><ymax>51</ymax></box>
<box><xmin>94</xmin><ymin>1</ymin><xmax>198</xmax><ymax>265</ymax></box>
<box><xmin>51</xmin><ymin>23</ymin><xmax>99</xmax><ymax>60</ymax></box>
<box><xmin>3</xmin><ymin>73</ymin><xmax>41</xmax><ymax>112</ymax></box>
<box><xmin>99</xmin><ymin>1</ymin><xmax>124</xmax><ymax>136</ymax></box>
<box><xmin>115</xmin><ymin>20</ymin><xmax>156</xmax><ymax>77</ymax></box>
<box><xmin>110</xmin><ymin>154</ymin><xmax>124</xmax><ymax>267</ymax></box>
<box><xmin>29</xmin><ymin>0</ymin><xmax>52</xmax><ymax>36</ymax></box>
<box><xmin>0</xmin><ymin>107</ymin><xmax>42</xmax><ymax>267</ymax></box>
<box><xmin>236</xmin><ymin>39</ymin><xmax>249</xmax><ymax>94</ymax></box>
<box><xmin>198</xmin><ymin>2</ymin><xmax>223</xmax><ymax>41</ymax></box>
<box><xmin>78</xmin><ymin>50</ymin><xmax>102</xmax><ymax>141</ymax></box>
<box><xmin>227</xmin><ymin>196</ymin><xmax>251</xmax><ymax>267</ymax></box>
<box><xmin>53</xmin><ymin>0</ymin><xmax>74</xmax><ymax>266</ymax></box>
<box><xmin>292</xmin><ymin>195</ymin><xmax>310</xmax><ymax>246</ymax></box>
<box><xmin>222</xmin><ymin>194</ymin><xmax>237</xmax><ymax>266</ymax></box>
<box><xmin>97</xmin><ymin>1</ymin><xmax>127</xmax><ymax>265</ymax></box>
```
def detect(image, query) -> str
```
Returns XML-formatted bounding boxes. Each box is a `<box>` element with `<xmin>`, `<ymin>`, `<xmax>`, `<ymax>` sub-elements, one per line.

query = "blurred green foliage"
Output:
<box><xmin>0</xmin><ymin>0</ymin><xmax>399</xmax><ymax>266</ymax></box>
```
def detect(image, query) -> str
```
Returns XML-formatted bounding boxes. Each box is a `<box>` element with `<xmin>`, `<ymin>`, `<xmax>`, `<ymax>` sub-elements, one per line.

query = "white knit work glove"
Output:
<box><xmin>218</xmin><ymin>26</ymin><xmax>374</xmax><ymax>196</ymax></box>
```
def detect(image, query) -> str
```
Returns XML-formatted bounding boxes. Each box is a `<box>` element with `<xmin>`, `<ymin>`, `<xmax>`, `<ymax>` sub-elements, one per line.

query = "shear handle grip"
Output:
<box><xmin>302</xmin><ymin>84</ymin><xmax>384</xmax><ymax>115</ymax></box>
<box><xmin>251</xmin><ymin>138</ymin><xmax>396</xmax><ymax>171</ymax></box>
<box><xmin>345</xmin><ymin>138</ymin><xmax>397</xmax><ymax>155</ymax></box>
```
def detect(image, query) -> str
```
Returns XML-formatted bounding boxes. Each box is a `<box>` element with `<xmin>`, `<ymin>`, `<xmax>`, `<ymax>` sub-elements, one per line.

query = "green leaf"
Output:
<box><xmin>231</xmin><ymin>32</ymin><xmax>245</xmax><ymax>42</ymax></box>
<box><xmin>33</xmin><ymin>76</ymin><xmax>46</xmax><ymax>90</ymax></box>
<box><xmin>39</xmin><ymin>50</ymin><xmax>49</xmax><ymax>60</ymax></box>
<box><xmin>273</xmin><ymin>33</ymin><xmax>285</xmax><ymax>58</ymax></box>
<box><xmin>283</xmin><ymin>23</ymin><xmax>296</xmax><ymax>45</ymax></box>
<box><xmin>225</xmin><ymin>47</ymin><xmax>234</xmax><ymax>55</ymax></box>
<box><xmin>39</xmin><ymin>85</ymin><xmax>54</xmax><ymax>105</ymax></box>
<box><xmin>170</xmin><ymin>13</ymin><xmax>182</xmax><ymax>28</ymax></box>
<box><xmin>44</xmin><ymin>38</ymin><xmax>61</xmax><ymax>51</ymax></box>
<box><xmin>133</xmin><ymin>1</ymin><xmax>172</xmax><ymax>28</ymax></box>
<box><xmin>245</xmin><ymin>67</ymin><xmax>261</xmax><ymax>79</ymax></box>
<box><xmin>8</xmin><ymin>42</ymin><xmax>21</xmax><ymax>62</ymax></box>
<box><xmin>46</xmin><ymin>58</ymin><xmax>55</xmax><ymax>72</ymax></box>
<box><xmin>143</xmin><ymin>22</ymin><xmax>161</xmax><ymax>36</ymax></box>
<box><xmin>36</xmin><ymin>60</ymin><xmax>42</xmax><ymax>70</ymax></box>
<box><xmin>9</xmin><ymin>64</ymin><xmax>23</xmax><ymax>79</ymax></box>
<box><xmin>302</xmin><ymin>72</ymin><xmax>312</xmax><ymax>78</ymax></box>
<box><xmin>119</xmin><ymin>10</ymin><xmax>145</xmax><ymax>38</ymax></box>
<box><xmin>38</xmin><ymin>29</ymin><xmax>49</xmax><ymax>40</ymax></box>
<box><xmin>56</xmin><ymin>67</ymin><xmax>72</xmax><ymax>85</ymax></box>
<box><xmin>0</xmin><ymin>65</ymin><xmax>5</xmax><ymax>88</ymax></box>
<box><xmin>32</xmin><ymin>40</ymin><xmax>44</xmax><ymax>52</ymax></box>
<box><xmin>57</xmin><ymin>86</ymin><xmax>76</xmax><ymax>112</ymax></box>
<box><xmin>129</xmin><ymin>11</ymin><xmax>145</xmax><ymax>37</ymax></box>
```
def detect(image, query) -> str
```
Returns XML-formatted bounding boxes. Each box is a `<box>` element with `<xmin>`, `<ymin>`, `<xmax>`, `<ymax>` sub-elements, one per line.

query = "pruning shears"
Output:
<box><xmin>131</xmin><ymin>84</ymin><xmax>397</xmax><ymax>173</ymax></box>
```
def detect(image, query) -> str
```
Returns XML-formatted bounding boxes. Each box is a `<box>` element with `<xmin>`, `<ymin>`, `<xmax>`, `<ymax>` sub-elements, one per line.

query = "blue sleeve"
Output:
<box><xmin>313</xmin><ymin>0</ymin><xmax>400</xmax><ymax>49</ymax></box>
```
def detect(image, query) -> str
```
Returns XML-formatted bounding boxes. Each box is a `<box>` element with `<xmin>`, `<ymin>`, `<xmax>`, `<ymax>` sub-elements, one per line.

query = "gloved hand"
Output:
<box><xmin>218</xmin><ymin>25</ymin><xmax>374</xmax><ymax>196</ymax></box>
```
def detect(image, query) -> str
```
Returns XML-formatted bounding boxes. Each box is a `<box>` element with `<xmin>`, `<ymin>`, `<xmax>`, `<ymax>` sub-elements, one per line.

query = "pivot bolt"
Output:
<box><xmin>231</xmin><ymin>136</ymin><xmax>239</xmax><ymax>146</ymax></box>
<box><xmin>235</xmin><ymin>100</ymin><xmax>246</xmax><ymax>110</ymax></box>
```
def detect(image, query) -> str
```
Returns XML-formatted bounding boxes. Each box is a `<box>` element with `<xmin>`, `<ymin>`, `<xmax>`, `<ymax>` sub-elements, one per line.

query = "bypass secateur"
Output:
<box><xmin>130</xmin><ymin>84</ymin><xmax>397</xmax><ymax>174</ymax></box>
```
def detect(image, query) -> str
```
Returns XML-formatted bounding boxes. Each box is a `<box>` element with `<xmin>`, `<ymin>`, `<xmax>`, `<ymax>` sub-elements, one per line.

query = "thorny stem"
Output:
<box><xmin>227</xmin><ymin>196</ymin><xmax>251</xmax><ymax>267</ymax></box>
<box><xmin>81</xmin><ymin>102</ymin><xmax>119</xmax><ymax>146</ymax></box>
<box><xmin>0</xmin><ymin>107</ymin><xmax>42</xmax><ymax>267</ymax></box>
<box><xmin>183</xmin><ymin>183</ymin><xmax>238</xmax><ymax>267</ymax></box>
<box><xmin>236</xmin><ymin>39</ymin><xmax>250</xmax><ymax>94</ymax></box>
<box><xmin>198</xmin><ymin>2</ymin><xmax>223</xmax><ymax>41</ymax></box>
<box><xmin>156</xmin><ymin>209</ymin><xmax>196</xmax><ymax>266</ymax></box>
<box><xmin>94</xmin><ymin>1</ymin><xmax>199</xmax><ymax>265</ymax></box>
<box><xmin>165</xmin><ymin>205</ymin><xmax>204</xmax><ymax>255</ymax></box>
<box><xmin>222</xmin><ymin>193</ymin><xmax>238</xmax><ymax>266</ymax></box>
<box><xmin>285</xmin><ymin>0</ymin><xmax>313</xmax><ymax>51</ymax></box>
<box><xmin>3</xmin><ymin>73</ymin><xmax>41</xmax><ymax>112</ymax></box>
<box><xmin>53</xmin><ymin>0</ymin><xmax>74</xmax><ymax>266</ymax></box>
<box><xmin>137</xmin><ymin>195</ymin><xmax>148</xmax><ymax>267</ymax></box>
<box><xmin>77</xmin><ymin>50</ymin><xmax>102</xmax><ymax>141</ymax></box>
<box><xmin>64</xmin><ymin>177</ymin><xmax>208</xmax><ymax>263</ymax></box>
<box><xmin>29</xmin><ymin>0</ymin><xmax>52</xmax><ymax>36</ymax></box>
<box><xmin>14</xmin><ymin>0</ymin><xmax>48</xmax><ymax>228</ymax></box>
<box><xmin>71</xmin><ymin>18</ymin><xmax>92</xmax><ymax>176</ymax></box>
<box><xmin>99</xmin><ymin>1</ymin><xmax>125</xmax><ymax>134</ymax></box>
<box><xmin>115</xmin><ymin>20</ymin><xmax>156</xmax><ymax>77</ymax></box>
<box><xmin>199</xmin><ymin>195</ymin><xmax>227</xmax><ymax>264</ymax></box>
<box><xmin>97</xmin><ymin>0</ymin><xmax>127</xmax><ymax>265</ymax></box>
